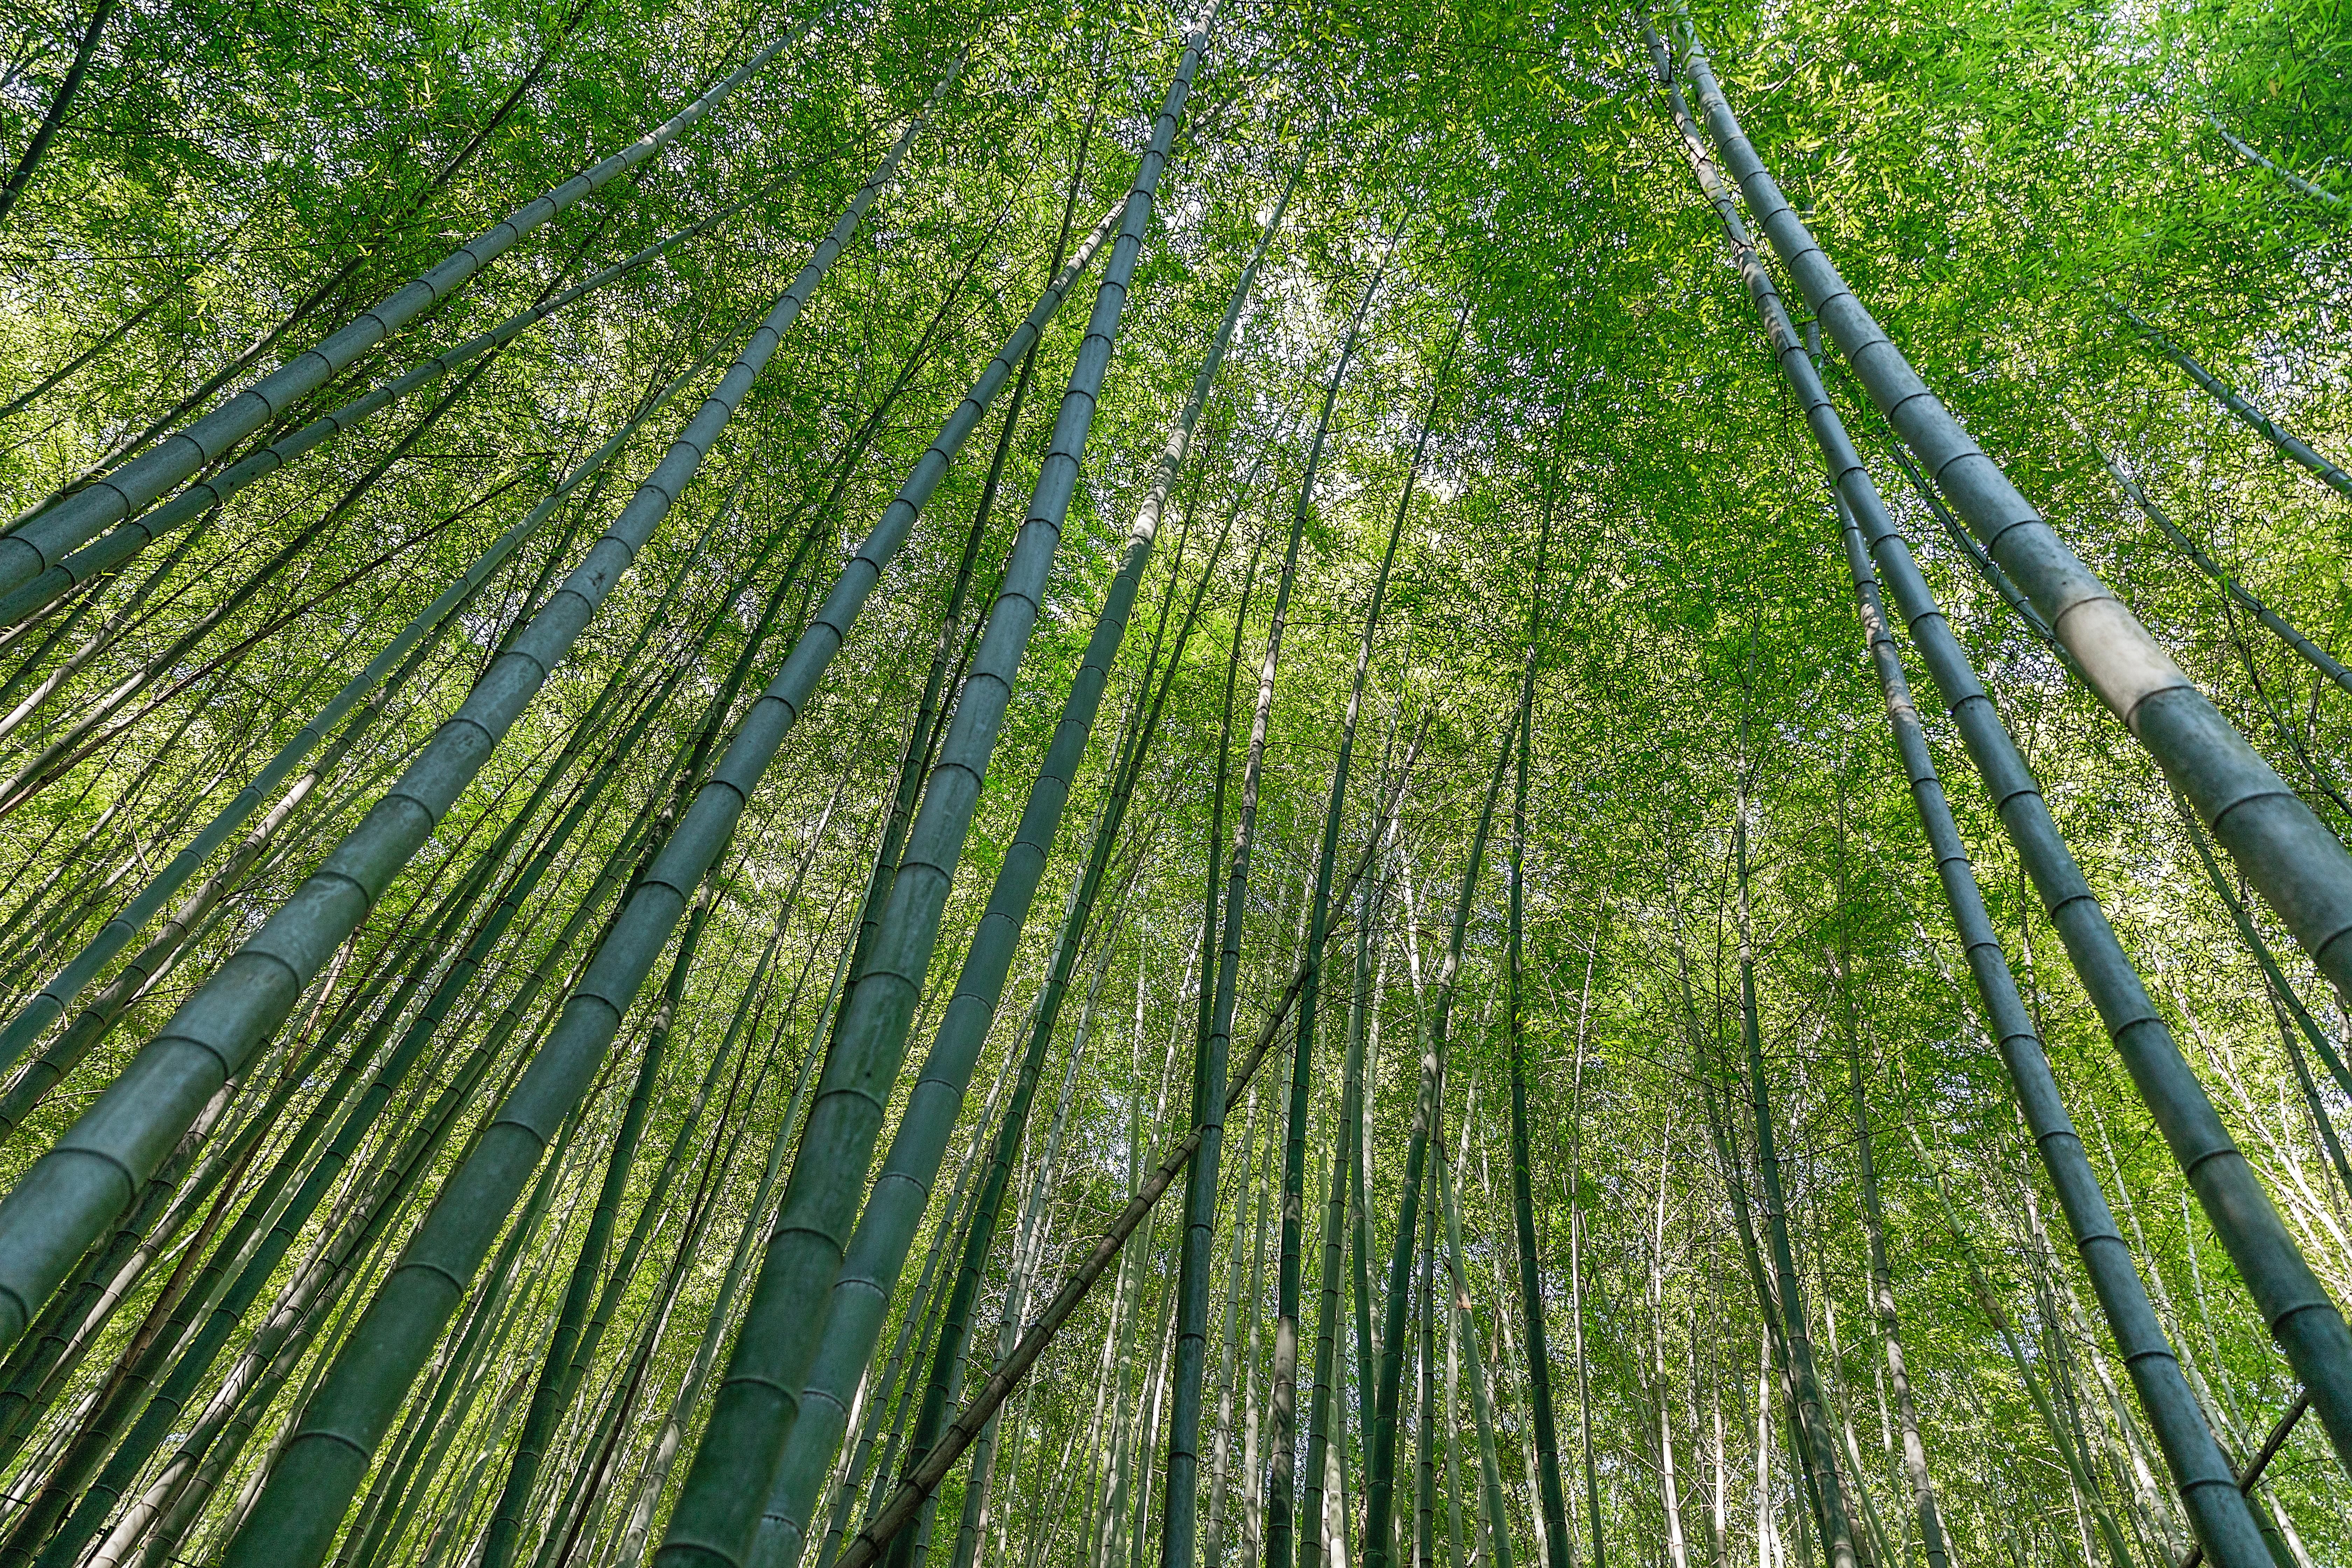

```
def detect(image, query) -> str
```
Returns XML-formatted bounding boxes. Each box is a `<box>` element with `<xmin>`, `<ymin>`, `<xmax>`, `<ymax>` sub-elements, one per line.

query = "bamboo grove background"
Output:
<box><xmin>0</xmin><ymin>0</ymin><xmax>2343</xmax><ymax>1566</ymax></box>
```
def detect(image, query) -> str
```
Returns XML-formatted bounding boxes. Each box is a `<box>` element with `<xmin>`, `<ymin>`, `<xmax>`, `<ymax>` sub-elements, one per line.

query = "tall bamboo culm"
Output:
<box><xmin>759</xmin><ymin>116</ymin><xmax>1290</xmax><ymax>1568</ymax></box>
<box><xmin>1669</xmin><ymin>20</ymin><xmax>2352</xmax><ymax>1048</ymax></box>
<box><xmin>652</xmin><ymin>19</ymin><xmax>1214</xmax><ymax>1566</ymax></box>
<box><xmin>1657</xmin><ymin>18</ymin><xmax>2352</xmax><ymax>1484</ymax></box>
<box><xmin>1267</xmin><ymin>238</ymin><xmax>1457</xmax><ymax>1568</ymax></box>
<box><xmin>1652</xmin><ymin>25</ymin><xmax>2281</xmax><ymax>1551</ymax></box>
<box><xmin>0</xmin><ymin>71</ymin><xmax>947</xmax><ymax>1368</ymax></box>
<box><xmin>196</xmin><ymin>69</ymin><xmax>966</xmax><ymax>1568</ymax></box>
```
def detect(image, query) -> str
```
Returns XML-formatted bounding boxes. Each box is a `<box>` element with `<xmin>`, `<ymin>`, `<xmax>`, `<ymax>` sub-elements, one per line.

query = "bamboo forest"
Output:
<box><xmin>0</xmin><ymin>0</ymin><xmax>2350</xmax><ymax>1565</ymax></box>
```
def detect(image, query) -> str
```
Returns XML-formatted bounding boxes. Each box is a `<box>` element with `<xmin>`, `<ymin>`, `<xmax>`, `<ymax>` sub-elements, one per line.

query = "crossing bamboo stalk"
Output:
<box><xmin>807</xmin><ymin>141</ymin><xmax>1287</xmax><ymax>1568</ymax></box>
<box><xmin>833</xmin><ymin>723</ymin><xmax>1429</xmax><ymax>1568</ymax></box>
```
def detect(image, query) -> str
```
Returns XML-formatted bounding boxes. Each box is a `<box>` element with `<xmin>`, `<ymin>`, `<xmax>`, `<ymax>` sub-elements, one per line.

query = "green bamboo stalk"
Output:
<box><xmin>1504</xmin><ymin>480</ymin><xmax>1572</xmax><ymax>1568</ymax></box>
<box><xmin>2067</xmin><ymin>412</ymin><xmax>2350</xmax><ymax>694</ymax></box>
<box><xmin>734</xmin><ymin>120</ymin><xmax>1116</xmax><ymax>1564</ymax></box>
<box><xmin>832</xmin><ymin>729</ymin><xmax>1427</xmax><ymax>1568</ymax></box>
<box><xmin>1656</xmin><ymin>20</ymin><xmax>2352</xmax><ymax>1491</ymax></box>
<box><xmin>0</xmin><ymin>71</ymin><xmax>939</xmax><ymax>1374</ymax></box>
<box><xmin>610</xmin><ymin>912</ymin><xmax>850</xmax><ymax>1568</ymax></box>
<box><xmin>1299</xmin><ymin>839</ymin><xmax>1370</xmax><ymax>1568</ymax></box>
<box><xmin>474</xmin><ymin>876</ymin><xmax>725</xmax><ymax>1568</ymax></box>
<box><xmin>1827</xmin><ymin>944</ymin><xmax>1949</xmax><ymax>1568</ymax></box>
<box><xmin>1166</xmin><ymin>202</ymin><xmax>1395</xmax><ymax>1568</ymax></box>
<box><xmin>0</xmin><ymin>433</ymin><xmax>715</xmax><ymax>1118</ymax></box>
<box><xmin>1271</xmin><ymin>258</ymin><xmax>1465</xmax><ymax>1568</ymax></box>
<box><xmin>1436</xmin><ymin>1147</ymin><xmax>1512</xmax><ymax>1568</ymax></box>
<box><xmin>1832</xmin><ymin>496</ymin><xmax>2275</xmax><ymax>1566</ymax></box>
<box><xmin>0</xmin><ymin>14</ymin><xmax>820</xmax><ymax>593</ymax></box>
<box><xmin>867</xmin><ymin>139</ymin><xmax>1290</xmax><ymax>1568</ymax></box>
<box><xmin>0</xmin><ymin>163</ymin><xmax>814</xmax><ymax>628</ymax></box>
<box><xmin>1366</xmin><ymin>715</ymin><xmax>1513</xmax><ymax>1568</ymax></box>
<box><xmin>0</xmin><ymin>0</ymin><xmax>114</xmax><ymax>228</ymax></box>
<box><xmin>2109</xmin><ymin>299</ymin><xmax>2352</xmax><ymax>502</ymax></box>
<box><xmin>649</xmin><ymin>26</ymin><xmax>1203</xmax><ymax>1561</ymax></box>
<box><xmin>0</xmin><ymin>460</ymin><xmax>810</xmax><ymax>1560</ymax></box>
<box><xmin>1676</xmin><ymin>17</ymin><xmax>2352</xmax><ymax>1048</ymax></box>
<box><xmin>1194</xmin><ymin>1081</ymin><xmax>1249</xmax><ymax>1568</ymax></box>
<box><xmin>1730</xmin><ymin>766</ymin><xmax>1861</xmax><ymax>1568</ymax></box>
<box><xmin>2207</xmin><ymin>110</ymin><xmax>2347</xmax><ymax>210</ymax></box>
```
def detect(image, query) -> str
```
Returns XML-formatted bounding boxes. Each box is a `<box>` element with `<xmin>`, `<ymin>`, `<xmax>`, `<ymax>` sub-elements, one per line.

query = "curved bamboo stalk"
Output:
<box><xmin>0</xmin><ymin>14</ymin><xmax>820</xmax><ymax>593</ymax></box>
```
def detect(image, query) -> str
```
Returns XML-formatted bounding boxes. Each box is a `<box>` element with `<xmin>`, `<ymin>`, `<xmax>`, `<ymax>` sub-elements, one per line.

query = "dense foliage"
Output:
<box><xmin>0</xmin><ymin>1</ymin><xmax>2343</xmax><ymax>1567</ymax></box>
